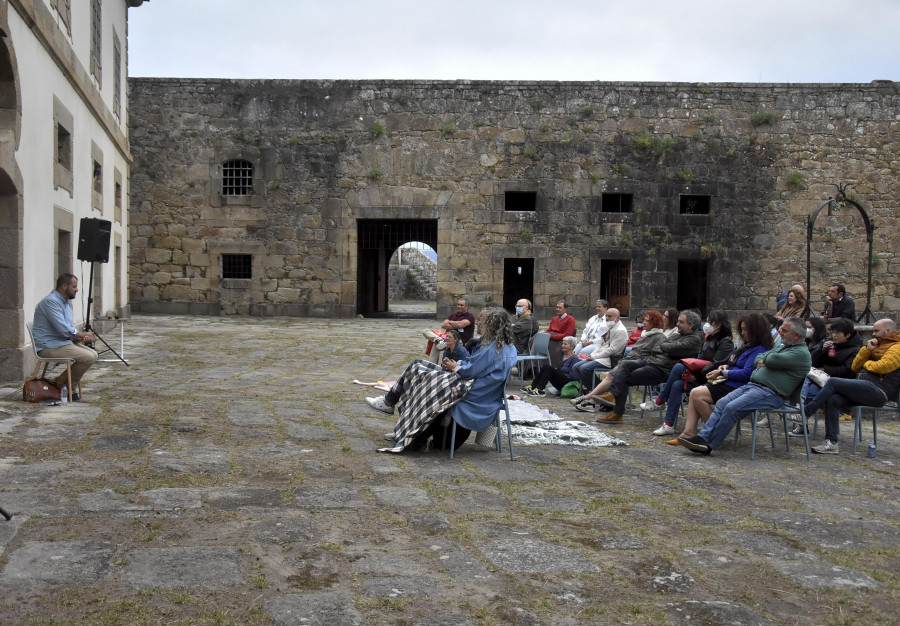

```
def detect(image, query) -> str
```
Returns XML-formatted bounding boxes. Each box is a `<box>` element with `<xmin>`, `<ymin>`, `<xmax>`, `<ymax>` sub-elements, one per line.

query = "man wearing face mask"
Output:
<box><xmin>512</xmin><ymin>298</ymin><xmax>538</xmax><ymax>355</ymax></box>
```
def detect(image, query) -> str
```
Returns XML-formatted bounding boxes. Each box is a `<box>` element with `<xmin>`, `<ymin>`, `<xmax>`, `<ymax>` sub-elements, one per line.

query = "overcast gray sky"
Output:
<box><xmin>129</xmin><ymin>0</ymin><xmax>900</xmax><ymax>83</ymax></box>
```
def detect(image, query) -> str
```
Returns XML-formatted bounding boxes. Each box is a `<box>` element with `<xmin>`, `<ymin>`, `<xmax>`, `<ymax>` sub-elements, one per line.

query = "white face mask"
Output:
<box><xmin>703</xmin><ymin>322</ymin><xmax>714</xmax><ymax>335</ymax></box>
<box><xmin>806</xmin><ymin>327</ymin><xmax>814</xmax><ymax>338</ymax></box>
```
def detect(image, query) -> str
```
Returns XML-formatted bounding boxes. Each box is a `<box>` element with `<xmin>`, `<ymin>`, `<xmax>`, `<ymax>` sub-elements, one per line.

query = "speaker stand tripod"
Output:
<box><xmin>83</xmin><ymin>261</ymin><xmax>129</xmax><ymax>367</ymax></box>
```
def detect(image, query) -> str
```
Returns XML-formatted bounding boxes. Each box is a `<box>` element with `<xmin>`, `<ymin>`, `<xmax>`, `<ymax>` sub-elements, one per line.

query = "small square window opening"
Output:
<box><xmin>222</xmin><ymin>254</ymin><xmax>252</xmax><ymax>279</ymax></box>
<box><xmin>601</xmin><ymin>193</ymin><xmax>633</xmax><ymax>213</ymax></box>
<box><xmin>222</xmin><ymin>160</ymin><xmax>253</xmax><ymax>196</ymax></box>
<box><xmin>504</xmin><ymin>191</ymin><xmax>537</xmax><ymax>211</ymax></box>
<box><xmin>680</xmin><ymin>195</ymin><xmax>711</xmax><ymax>215</ymax></box>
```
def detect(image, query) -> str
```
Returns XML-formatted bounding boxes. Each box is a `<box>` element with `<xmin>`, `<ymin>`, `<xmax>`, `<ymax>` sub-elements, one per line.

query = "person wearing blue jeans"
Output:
<box><xmin>678</xmin><ymin>318</ymin><xmax>811</xmax><ymax>455</ymax></box>
<box><xmin>802</xmin><ymin>318</ymin><xmax>900</xmax><ymax>454</ymax></box>
<box><xmin>648</xmin><ymin>311</ymin><xmax>734</xmax><ymax>436</ymax></box>
<box><xmin>571</xmin><ymin>308</ymin><xmax>628</xmax><ymax>394</ymax></box>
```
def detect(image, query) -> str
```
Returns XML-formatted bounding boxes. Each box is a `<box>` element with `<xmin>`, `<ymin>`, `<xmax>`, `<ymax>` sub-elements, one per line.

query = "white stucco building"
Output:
<box><xmin>0</xmin><ymin>0</ymin><xmax>145</xmax><ymax>384</ymax></box>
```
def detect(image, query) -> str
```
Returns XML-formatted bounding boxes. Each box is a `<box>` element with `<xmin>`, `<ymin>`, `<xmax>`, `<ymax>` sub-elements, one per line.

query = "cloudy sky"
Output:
<box><xmin>129</xmin><ymin>0</ymin><xmax>899</xmax><ymax>83</ymax></box>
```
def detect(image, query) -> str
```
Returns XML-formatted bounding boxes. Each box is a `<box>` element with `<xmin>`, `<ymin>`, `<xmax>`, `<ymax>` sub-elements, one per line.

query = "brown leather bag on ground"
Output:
<box><xmin>23</xmin><ymin>378</ymin><xmax>61</xmax><ymax>403</ymax></box>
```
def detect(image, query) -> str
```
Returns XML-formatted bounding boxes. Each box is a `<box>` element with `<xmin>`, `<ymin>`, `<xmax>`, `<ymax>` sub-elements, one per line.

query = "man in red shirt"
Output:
<box><xmin>545</xmin><ymin>301</ymin><xmax>576</xmax><ymax>367</ymax></box>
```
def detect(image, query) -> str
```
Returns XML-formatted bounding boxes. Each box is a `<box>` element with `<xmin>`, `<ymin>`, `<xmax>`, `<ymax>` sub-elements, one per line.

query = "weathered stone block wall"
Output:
<box><xmin>128</xmin><ymin>78</ymin><xmax>900</xmax><ymax>321</ymax></box>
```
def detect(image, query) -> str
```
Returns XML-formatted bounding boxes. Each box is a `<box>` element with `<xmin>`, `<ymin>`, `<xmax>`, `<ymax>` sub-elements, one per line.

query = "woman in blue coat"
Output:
<box><xmin>367</xmin><ymin>309</ymin><xmax>517</xmax><ymax>452</ymax></box>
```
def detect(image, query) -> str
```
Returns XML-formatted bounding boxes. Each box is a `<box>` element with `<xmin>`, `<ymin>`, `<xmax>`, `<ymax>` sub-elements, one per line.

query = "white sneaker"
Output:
<box><xmin>653</xmin><ymin>424</ymin><xmax>676</xmax><ymax>436</ymax></box>
<box><xmin>366</xmin><ymin>396</ymin><xmax>395</xmax><ymax>415</ymax></box>
<box><xmin>811</xmin><ymin>439</ymin><xmax>839</xmax><ymax>455</ymax></box>
<box><xmin>640</xmin><ymin>400</ymin><xmax>665</xmax><ymax>411</ymax></box>
<box><xmin>383</xmin><ymin>432</ymin><xmax>396</xmax><ymax>442</ymax></box>
<box><xmin>756</xmin><ymin>417</ymin><xmax>769</xmax><ymax>427</ymax></box>
<box><xmin>571</xmin><ymin>395</ymin><xmax>586</xmax><ymax>405</ymax></box>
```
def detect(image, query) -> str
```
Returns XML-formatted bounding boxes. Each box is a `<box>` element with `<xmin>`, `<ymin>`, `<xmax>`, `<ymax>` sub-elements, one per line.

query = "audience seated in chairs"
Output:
<box><xmin>677</xmin><ymin>317</ymin><xmax>810</xmax><ymax>455</ymax></box>
<box><xmin>368</xmin><ymin>309</ymin><xmax>517</xmax><ymax>453</ymax></box>
<box><xmin>801</xmin><ymin>318</ymin><xmax>900</xmax><ymax>455</ymax></box>
<box><xmin>792</xmin><ymin>317</ymin><xmax>863</xmax><ymax>436</ymax></box>
<box><xmin>522</xmin><ymin>336</ymin><xmax>579</xmax><ymax>397</ymax></box>
<box><xmin>667</xmin><ymin>313</ymin><xmax>772</xmax><ymax>445</ymax></box>
<box><xmin>544</xmin><ymin>300</ymin><xmax>577</xmax><ymax>368</ymax></box>
<box><xmin>572</xmin><ymin>307</ymin><xmax>628</xmax><ymax>394</ymax></box>
<box><xmin>572</xmin><ymin>310</ymin><xmax>675</xmax><ymax>415</ymax></box>
<box><xmin>512</xmin><ymin>298</ymin><xmax>539</xmax><ymax>356</ymax></box>
<box><xmin>575</xmin><ymin>300</ymin><xmax>609</xmax><ymax>356</ymax></box>
<box><xmin>646</xmin><ymin>310</ymin><xmax>735</xmax><ymax>436</ymax></box>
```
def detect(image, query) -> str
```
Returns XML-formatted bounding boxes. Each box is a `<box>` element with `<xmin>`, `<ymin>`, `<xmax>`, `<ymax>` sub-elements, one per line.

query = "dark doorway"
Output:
<box><xmin>503</xmin><ymin>258</ymin><xmax>534</xmax><ymax>312</ymax></box>
<box><xmin>600</xmin><ymin>259</ymin><xmax>631</xmax><ymax>316</ymax></box>
<box><xmin>677</xmin><ymin>259</ymin><xmax>708</xmax><ymax>316</ymax></box>
<box><xmin>357</xmin><ymin>219</ymin><xmax>437</xmax><ymax>317</ymax></box>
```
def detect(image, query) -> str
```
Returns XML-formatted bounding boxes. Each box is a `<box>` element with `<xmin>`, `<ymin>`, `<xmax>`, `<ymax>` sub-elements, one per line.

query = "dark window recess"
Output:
<box><xmin>680</xmin><ymin>195</ymin><xmax>711</xmax><ymax>215</ymax></box>
<box><xmin>57</xmin><ymin>124</ymin><xmax>72</xmax><ymax>169</ymax></box>
<box><xmin>505</xmin><ymin>191</ymin><xmax>537</xmax><ymax>211</ymax></box>
<box><xmin>601</xmin><ymin>193</ymin><xmax>633</xmax><ymax>213</ymax></box>
<box><xmin>222</xmin><ymin>160</ymin><xmax>253</xmax><ymax>195</ymax></box>
<box><xmin>222</xmin><ymin>254</ymin><xmax>252</xmax><ymax>279</ymax></box>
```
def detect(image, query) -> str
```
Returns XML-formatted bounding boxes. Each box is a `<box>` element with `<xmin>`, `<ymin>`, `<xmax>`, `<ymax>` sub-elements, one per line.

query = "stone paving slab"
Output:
<box><xmin>0</xmin><ymin>314</ymin><xmax>898</xmax><ymax>624</ymax></box>
<box><xmin>0</xmin><ymin>541</ymin><xmax>114</xmax><ymax>586</ymax></box>
<box><xmin>120</xmin><ymin>546</ymin><xmax>242</xmax><ymax>589</ymax></box>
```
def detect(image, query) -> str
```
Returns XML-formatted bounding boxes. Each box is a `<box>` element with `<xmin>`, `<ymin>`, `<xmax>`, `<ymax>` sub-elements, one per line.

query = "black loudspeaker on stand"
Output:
<box><xmin>77</xmin><ymin>218</ymin><xmax>128</xmax><ymax>367</ymax></box>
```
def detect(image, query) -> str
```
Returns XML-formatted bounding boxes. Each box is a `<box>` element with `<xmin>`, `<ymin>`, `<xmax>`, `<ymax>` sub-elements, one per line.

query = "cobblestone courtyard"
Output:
<box><xmin>0</xmin><ymin>314</ymin><xmax>898</xmax><ymax>625</ymax></box>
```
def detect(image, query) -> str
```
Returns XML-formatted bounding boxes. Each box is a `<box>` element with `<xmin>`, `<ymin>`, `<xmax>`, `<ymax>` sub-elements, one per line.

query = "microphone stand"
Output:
<box><xmin>83</xmin><ymin>261</ymin><xmax>129</xmax><ymax>366</ymax></box>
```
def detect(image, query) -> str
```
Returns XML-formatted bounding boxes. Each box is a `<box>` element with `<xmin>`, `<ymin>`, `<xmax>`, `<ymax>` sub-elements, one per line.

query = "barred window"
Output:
<box><xmin>222</xmin><ymin>160</ymin><xmax>253</xmax><ymax>196</ymax></box>
<box><xmin>90</xmin><ymin>0</ymin><xmax>102</xmax><ymax>85</ymax></box>
<box><xmin>222</xmin><ymin>254</ymin><xmax>252</xmax><ymax>279</ymax></box>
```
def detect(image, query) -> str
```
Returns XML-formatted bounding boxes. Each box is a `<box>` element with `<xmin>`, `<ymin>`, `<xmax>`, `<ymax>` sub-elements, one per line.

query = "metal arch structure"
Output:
<box><xmin>805</xmin><ymin>183</ymin><xmax>875</xmax><ymax>324</ymax></box>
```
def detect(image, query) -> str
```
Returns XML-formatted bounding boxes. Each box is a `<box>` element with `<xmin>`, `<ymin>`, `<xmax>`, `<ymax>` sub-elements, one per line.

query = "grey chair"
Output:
<box><xmin>732</xmin><ymin>383</ymin><xmax>809</xmax><ymax>459</ymax></box>
<box><xmin>514</xmin><ymin>332</ymin><xmax>550</xmax><ymax>384</ymax></box>
<box><xmin>25</xmin><ymin>322</ymin><xmax>78</xmax><ymax>402</ymax></box>
<box><xmin>449</xmin><ymin>393</ymin><xmax>515</xmax><ymax>461</ymax></box>
<box><xmin>850</xmin><ymin>389</ymin><xmax>899</xmax><ymax>454</ymax></box>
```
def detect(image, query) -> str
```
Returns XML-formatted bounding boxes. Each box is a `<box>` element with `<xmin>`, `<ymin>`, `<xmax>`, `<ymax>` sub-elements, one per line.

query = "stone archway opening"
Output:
<box><xmin>0</xmin><ymin>34</ymin><xmax>24</xmax><ymax>384</ymax></box>
<box><xmin>357</xmin><ymin>219</ymin><xmax>437</xmax><ymax>318</ymax></box>
<box><xmin>388</xmin><ymin>241</ymin><xmax>437</xmax><ymax>317</ymax></box>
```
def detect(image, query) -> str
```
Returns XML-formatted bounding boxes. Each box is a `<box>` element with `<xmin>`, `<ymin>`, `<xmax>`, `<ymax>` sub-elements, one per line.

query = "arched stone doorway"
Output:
<box><xmin>357</xmin><ymin>219</ymin><xmax>438</xmax><ymax>317</ymax></box>
<box><xmin>0</xmin><ymin>27</ymin><xmax>25</xmax><ymax>383</ymax></box>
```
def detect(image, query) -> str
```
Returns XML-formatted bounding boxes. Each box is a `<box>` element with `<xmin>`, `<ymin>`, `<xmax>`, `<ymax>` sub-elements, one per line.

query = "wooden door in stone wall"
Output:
<box><xmin>603</xmin><ymin>260</ymin><xmax>630</xmax><ymax>316</ymax></box>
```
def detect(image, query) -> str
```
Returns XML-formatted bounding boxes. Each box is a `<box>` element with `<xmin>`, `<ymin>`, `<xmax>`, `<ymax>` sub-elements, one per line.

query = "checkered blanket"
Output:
<box><xmin>378</xmin><ymin>359</ymin><xmax>473</xmax><ymax>453</ymax></box>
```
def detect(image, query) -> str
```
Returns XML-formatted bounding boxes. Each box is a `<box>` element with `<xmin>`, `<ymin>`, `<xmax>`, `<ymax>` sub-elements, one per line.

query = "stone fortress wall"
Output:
<box><xmin>127</xmin><ymin>78</ymin><xmax>899</xmax><ymax>321</ymax></box>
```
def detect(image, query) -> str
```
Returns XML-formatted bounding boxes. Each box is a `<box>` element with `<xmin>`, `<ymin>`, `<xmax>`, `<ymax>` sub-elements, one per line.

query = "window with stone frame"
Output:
<box><xmin>90</xmin><ymin>0</ymin><xmax>102</xmax><ymax>86</ymax></box>
<box><xmin>222</xmin><ymin>254</ymin><xmax>252</xmax><ymax>279</ymax></box>
<box><xmin>113</xmin><ymin>31</ymin><xmax>122</xmax><ymax>119</ymax></box>
<box><xmin>51</xmin><ymin>0</ymin><xmax>72</xmax><ymax>36</ymax></box>
<box><xmin>91</xmin><ymin>142</ymin><xmax>103</xmax><ymax>212</ymax></box>
<box><xmin>54</xmin><ymin>114</ymin><xmax>74</xmax><ymax>194</ymax></box>
<box><xmin>601</xmin><ymin>193</ymin><xmax>633</xmax><ymax>213</ymax></box>
<box><xmin>114</xmin><ymin>168</ymin><xmax>123</xmax><ymax>223</ymax></box>
<box><xmin>222</xmin><ymin>160</ymin><xmax>254</xmax><ymax>196</ymax></box>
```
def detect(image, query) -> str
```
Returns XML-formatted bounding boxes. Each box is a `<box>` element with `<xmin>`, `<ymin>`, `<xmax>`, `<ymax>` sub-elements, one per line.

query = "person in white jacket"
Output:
<box><xmin>574</xmin><ymin>299</ymin><xmax>609</xmax><ymax>356</ymax></box>
<box><xmin>571</xmin><ymin>308</ymin><xmax>628</xmax><ymax>393</ymax></box>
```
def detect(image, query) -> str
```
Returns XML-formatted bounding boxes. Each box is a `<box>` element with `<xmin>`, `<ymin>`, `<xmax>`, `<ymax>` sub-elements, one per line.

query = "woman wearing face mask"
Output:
<box><xmin>805</xmin><ymin>317</ymin><xmax>827</xmax><ymax>351</ymax></box>
<box><xmin>646</xmin><ymin>310</ymin><xmax>734</xmax><ymax>436</ymax></box>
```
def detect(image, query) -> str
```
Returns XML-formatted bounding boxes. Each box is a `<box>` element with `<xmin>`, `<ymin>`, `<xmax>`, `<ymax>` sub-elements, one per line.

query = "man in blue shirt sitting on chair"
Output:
<box><xmin>32</xmin><ymin>273</ymin><xmax>97</xmax><ymax>401</ymax></box>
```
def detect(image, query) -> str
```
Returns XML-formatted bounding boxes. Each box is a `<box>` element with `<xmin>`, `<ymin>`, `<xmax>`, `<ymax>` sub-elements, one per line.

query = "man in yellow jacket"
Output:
<box><xmin>803</xmin><ymin>318</ymin><xmax>900</xmax><ymax>454</ymax></box>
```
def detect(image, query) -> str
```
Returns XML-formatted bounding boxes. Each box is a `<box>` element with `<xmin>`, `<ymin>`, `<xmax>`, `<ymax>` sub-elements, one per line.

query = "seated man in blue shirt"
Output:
<box><xmin>32</xmin><ymin>273</ymin><xmax>98</xmax><ymax>400</ymax></box>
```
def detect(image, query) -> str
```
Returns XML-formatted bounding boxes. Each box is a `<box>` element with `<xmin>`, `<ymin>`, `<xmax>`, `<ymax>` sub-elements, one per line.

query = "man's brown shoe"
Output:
<box><xmin>596</xmin><ymin>392</ymin><xmax>616</xmax><ymax>408</ymax></box>
<box><xmin>596</xmin><ymin>412</ymin><xmax>623</xmax><ymax>423</ymax></box>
